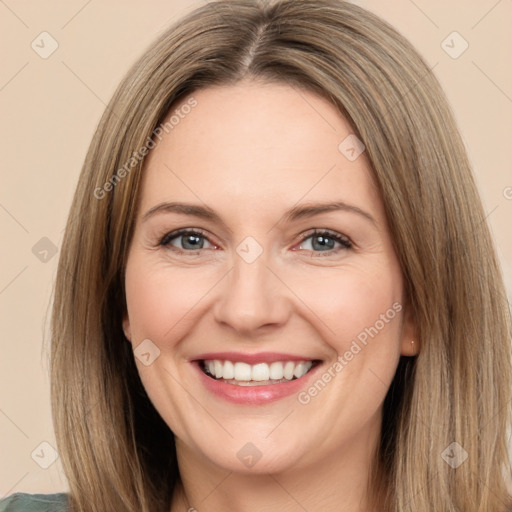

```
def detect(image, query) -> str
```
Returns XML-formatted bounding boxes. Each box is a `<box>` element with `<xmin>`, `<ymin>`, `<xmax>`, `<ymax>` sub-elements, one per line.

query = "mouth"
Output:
<box><xmin>199</xmin><ymin>358</ymin><xmax>322</xmax><ymax>386</ymax></box>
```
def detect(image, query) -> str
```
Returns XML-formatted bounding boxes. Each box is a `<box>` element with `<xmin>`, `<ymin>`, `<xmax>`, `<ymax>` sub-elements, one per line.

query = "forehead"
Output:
<box><xmin>137</xmin><ymin>81</ymin><xmax>383</xmax><ymax>225</ymax></box>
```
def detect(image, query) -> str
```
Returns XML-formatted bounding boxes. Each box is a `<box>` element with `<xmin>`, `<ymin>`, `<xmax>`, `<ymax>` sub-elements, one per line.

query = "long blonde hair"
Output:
<box><xmin>48</xmin><ymin>1</ymin><xmax>512</xmax><ymax>510</ymax></box>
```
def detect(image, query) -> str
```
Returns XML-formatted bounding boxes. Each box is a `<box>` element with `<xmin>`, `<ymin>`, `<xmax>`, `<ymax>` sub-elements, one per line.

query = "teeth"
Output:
<box><xmin>293</xmin><ymin>362</ymin><xmax>309</xmax><ymax>378</ymax></box>
<box><xmin>269</xmin><ymin>361</ymin><xmax>284</xmax><ymax>380</ymax></box>
<box><xmin>223</xmin><ymin>360</ymin><xmax>234</xmax><ymax>379</ymax></box>
<box><xmin>251</xmin><ymin>363</ymin><xmax>269</xmax><ymax>381</ymax></box>
<box><xmin>203</xmin><ymin>359</ymin><xmax>314</xmax><ymax>383</ymax></box>
<box><xmin>214</xmin><ymin>360</ymin><xmax>223</xmax><ymax>378</ymax></box>
<box><xmin>233</xmin><ymin>362</ymin><xmax>251</xmax><ymax>381</ymax></box>
<box><xmin>283</xmin><ymin>361</ymin><xmax>295</xmax><ymax>380</ymax></box>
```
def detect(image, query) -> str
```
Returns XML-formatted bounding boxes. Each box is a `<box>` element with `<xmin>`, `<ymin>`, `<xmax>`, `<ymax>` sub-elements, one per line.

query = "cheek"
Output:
<box><xmin>125</xmin><ymin>243</ymin><xmax>404</xmax><ymax>352</ymax></box>
<box><xmin>284</xmin><ymin>262</ymin><xmax>404</xmax><ymax>395</ymax></box>
<box><xmin>123</xmin><ymin>255</ymin><xmax>212</xmax><ymax>435</ymax></box>
<box><xmin>335</xmin><ymin>278</ymin><xmax>400</xmax><ymax>347</ymax></box>
<box><xmin>332</xmin><ymin>280</ymin><xmax>403</xmax><ymax>396</ymax></box>
<box><xmin>124</xmin><ymin>254</ymin><xmax>217</xmax><ymax>345</ymax></box>
<box><xmin>284</xmin><ymin>262</ymin><xmax>402</xmax><ymax>346</ymax></box>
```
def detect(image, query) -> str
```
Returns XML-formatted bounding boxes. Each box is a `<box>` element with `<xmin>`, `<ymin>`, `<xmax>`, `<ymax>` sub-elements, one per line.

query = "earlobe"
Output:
<box><xmin>401</xmin><ymin>339</ymin><xmax>419</xmax><ymax>356</ymax></box>
<box><xmin>400</xmin><ymin>305</ymin><xmax>420</xmax><ymax>356</ymax></box>
<box><xmin>122</xmin><ymin>314</ymin><xmax>132</xmax><ymax>342</ymax></box>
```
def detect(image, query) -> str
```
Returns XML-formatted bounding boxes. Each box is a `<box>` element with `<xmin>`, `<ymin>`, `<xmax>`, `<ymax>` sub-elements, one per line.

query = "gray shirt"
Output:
<box><xmin>0</xmin><ymin>493</ymin><xmax>68</xmax><ymax>512</ymax></box>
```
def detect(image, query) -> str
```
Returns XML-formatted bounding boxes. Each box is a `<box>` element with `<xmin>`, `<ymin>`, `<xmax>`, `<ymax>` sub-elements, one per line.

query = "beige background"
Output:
<box><xmin>1</xmin><ymin>0</ymin><xmax>511</xmax><ymax>496</ymax></box>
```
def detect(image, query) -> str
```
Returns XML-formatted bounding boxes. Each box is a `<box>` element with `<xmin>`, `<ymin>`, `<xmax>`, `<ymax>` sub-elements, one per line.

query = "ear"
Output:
<box><xmin>122</xmin><ymin>313</ymin><xmax>132</xmax><ymax>343</ymax></box>
<box><xmin>399</xmin><ymin>302</ymin><xmax>420</xmax><ymax>356</ymax></box>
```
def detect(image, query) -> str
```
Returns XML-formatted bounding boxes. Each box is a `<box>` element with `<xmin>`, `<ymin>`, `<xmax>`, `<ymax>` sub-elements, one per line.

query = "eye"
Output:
<box><xmin>158</xmin><ymin>228</ymin><xmax>352</xmax><ymax>256</ymax></box>
<box><xmin>159</xmin><ymin>229</ymin><xmax>216</xmax><ymax>253</ymax></box>
<box><xmin>296</xmin><ymin>229</ymin><xmax>352</xmax><ymax>256</ymax></box>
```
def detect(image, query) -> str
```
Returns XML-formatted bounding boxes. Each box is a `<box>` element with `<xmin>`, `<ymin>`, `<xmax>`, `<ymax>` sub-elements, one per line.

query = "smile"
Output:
<box><xmin>191</xmin><ymin>352</ymin><xmax>324</xmax><ymax>404</ymax></box>
<box><xmin>201</xmin><ymin>359</ymin><xmax>318</xmax><ymax>386</ymax></box>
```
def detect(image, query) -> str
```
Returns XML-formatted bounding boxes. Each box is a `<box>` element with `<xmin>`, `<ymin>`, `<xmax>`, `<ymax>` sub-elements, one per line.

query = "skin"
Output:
<box><xmin>122</xmin><ymin>80</ymin><xmax>418</xmax><ymax>512</ymax></box>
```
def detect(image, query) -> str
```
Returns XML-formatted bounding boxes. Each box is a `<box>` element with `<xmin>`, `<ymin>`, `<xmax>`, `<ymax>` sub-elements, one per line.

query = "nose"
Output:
<box><xmin>213</xmin><ymin>250</ymin><xmax>291</xmax><ymax>335</ymax></box>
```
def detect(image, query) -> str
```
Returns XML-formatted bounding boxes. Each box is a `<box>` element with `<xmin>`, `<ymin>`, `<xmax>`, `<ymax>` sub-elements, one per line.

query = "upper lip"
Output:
<box><xmin>191</xmin><ymin>352</ymin><xmax>321</xmax><ymax>365</ymax></box>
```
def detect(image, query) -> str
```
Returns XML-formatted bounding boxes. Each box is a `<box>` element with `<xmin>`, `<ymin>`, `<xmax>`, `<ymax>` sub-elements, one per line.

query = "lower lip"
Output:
<box><xmin>192</xmin><ymin>361</ymin><xmax>322</xmax><ymax>405</ymax></box>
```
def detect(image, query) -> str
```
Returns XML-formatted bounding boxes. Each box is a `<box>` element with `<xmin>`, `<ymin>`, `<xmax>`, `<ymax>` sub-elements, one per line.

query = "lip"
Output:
<box><xmin>191</xmin><ymin>358</ymin><xmax>323</xmax><ymax>405</ymax></box>
<box><xmin>191</xmin><ymin>351</ymin><xmax>318</xmax><ymax>365</ymax></box>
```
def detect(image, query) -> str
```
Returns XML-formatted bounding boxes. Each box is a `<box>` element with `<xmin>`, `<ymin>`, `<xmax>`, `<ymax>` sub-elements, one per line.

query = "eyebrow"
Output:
<box><xmin>141</xmin><ymin>200</ymin><xmax>377</xmax><ymax>228</ymax></box>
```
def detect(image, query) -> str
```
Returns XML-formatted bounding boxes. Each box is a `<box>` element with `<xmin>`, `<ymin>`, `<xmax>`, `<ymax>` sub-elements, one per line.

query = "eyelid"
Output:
<box><xmin>158</xmin><ymin>227</ymin><xmax>353</xmax><ymax>255</ymax></box>
<box><xmin>296</xmin><ymin>228</ymin><xmax>351</xmax><ymax>244</ymax></box>
<box><xmin>159</xmin><ymin>228</ymin><xmax>217</xmax><ymax>252</ymax></box>
<box><xmin>294</xmin><ymin>228</ymin><xmax>353</xmax><ymax>254</ymax></box>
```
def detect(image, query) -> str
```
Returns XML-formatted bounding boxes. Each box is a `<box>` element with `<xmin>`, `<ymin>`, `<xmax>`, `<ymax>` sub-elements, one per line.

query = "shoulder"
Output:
<box><xmin>0</xmin><ymin>493</ymin><xmax>69</xmax><ymax>512</ymax></box>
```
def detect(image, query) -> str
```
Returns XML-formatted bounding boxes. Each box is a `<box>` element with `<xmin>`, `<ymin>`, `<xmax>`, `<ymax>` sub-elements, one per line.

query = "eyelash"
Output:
<box><xmin>158</xmin><ymin>228</ymin><xmax>353</xmax><ymax>257</ymax></box>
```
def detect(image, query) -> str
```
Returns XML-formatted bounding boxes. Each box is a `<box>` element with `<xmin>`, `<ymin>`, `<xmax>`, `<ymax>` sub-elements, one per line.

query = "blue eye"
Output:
<box><xmin>160</xmin><ymin>229</ymin><xmax>213</xmax><ymax>252</ymax></box>
<box><xmin>159</xmin><ymin>228</ymin><xmax>352</xmax><ymax>255</ymax></box>
<box><xmin>297</xmin><ymin>229</ymin><xmax>352</xmax><ymax>256</ymax></box>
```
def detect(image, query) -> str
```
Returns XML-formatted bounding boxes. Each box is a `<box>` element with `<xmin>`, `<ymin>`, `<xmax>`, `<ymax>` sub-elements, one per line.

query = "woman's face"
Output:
<box><xmin>123</xmin><ymin>80</ymin><xmax>417</xmax><ymax>475</ymax></box>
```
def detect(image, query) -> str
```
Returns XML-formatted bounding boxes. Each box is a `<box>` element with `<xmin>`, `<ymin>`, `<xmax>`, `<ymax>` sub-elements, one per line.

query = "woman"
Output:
<box><xmin>1</xmin><ymin>0</ymin><xmax>510</xmax><ymax>510</ymax></box>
